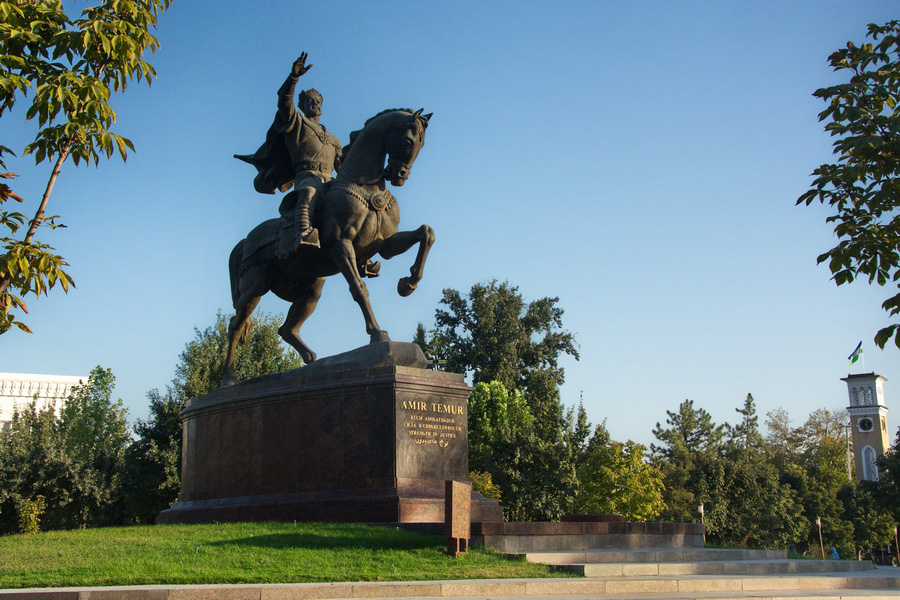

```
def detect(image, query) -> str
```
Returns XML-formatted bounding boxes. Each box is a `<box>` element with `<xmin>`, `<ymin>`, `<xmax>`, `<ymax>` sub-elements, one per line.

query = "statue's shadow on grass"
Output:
<box><xmin>207</xmin><ymin>532</ymin><xmax>439</xmax><ymax>551</ymax></box>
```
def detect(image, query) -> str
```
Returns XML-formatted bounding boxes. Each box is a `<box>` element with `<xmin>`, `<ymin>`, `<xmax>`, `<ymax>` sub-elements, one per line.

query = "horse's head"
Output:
<box><xmin>383</xmin><ymin>109</ymin><xmax>431</xmax><ymax>186</ymax></box>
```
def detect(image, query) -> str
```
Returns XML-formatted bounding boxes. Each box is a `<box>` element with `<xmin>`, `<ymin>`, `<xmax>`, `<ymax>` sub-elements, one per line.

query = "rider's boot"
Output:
<box><xmin>294</xmin><ymin>188</ymin><xmax>320</xmax><ymax>249</ymax></box>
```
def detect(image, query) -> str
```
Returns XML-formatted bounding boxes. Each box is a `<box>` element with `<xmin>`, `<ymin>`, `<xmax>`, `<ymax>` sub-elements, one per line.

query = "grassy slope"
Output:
<box><xmin>0</xmin><ymin>522</ymin><xmax>572</xmax><ymax>589</ymax></box>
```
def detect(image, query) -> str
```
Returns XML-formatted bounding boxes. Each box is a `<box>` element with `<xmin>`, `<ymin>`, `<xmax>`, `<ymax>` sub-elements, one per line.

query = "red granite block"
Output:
<box><xmin>557</xmin><ymin>521</ymin><xmax>584</xmax><ymax>535</ymax></box>
<box><xmin>561</xmin><ymin>514</ymin><xmax>624</xmax><ymax>522</ymax></box>
<box><xmin>503</xmin><ymin>521</ymin><xmax>559</xmax><ymax>535</ymax></box>
<box><xmin>644</xmin><ymin>522</ymin><xmax>662</xmax><ymax>535</ymax></box>
<box><xmin>626</xmin><ymin>522</ymin><xmax>647</xmax><ymax>534</ymax></box>
<box><xmin>581</xmin><ymin>521</ymin><xmax>610</xmax><ymax>534</ymax></box>
<box><xmin>608</xmin><ymin>521</ymin><xmax>627</xmax><ymax>534</ymax></box>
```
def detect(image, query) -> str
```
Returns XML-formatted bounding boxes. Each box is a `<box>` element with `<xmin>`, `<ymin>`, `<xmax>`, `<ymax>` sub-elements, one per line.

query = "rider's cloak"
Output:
<box><xmin>234</xmin><ymin>110</ymin><xmax>295</xmax><ymax>195</ymax></box>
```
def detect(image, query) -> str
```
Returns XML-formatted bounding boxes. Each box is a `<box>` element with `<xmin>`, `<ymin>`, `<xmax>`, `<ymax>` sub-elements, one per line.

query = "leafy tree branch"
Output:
<box><xmin>0</xmin><ymin>0</ymin><xmax>171</xmax><ymax>333</ymax></box>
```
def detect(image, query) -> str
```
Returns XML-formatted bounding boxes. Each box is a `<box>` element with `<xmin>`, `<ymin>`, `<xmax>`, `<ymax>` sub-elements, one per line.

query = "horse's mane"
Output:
<box><xmin>342</xmin><ymin>108</ymin><xmax>414</xmax><ymax>158</ymax></box>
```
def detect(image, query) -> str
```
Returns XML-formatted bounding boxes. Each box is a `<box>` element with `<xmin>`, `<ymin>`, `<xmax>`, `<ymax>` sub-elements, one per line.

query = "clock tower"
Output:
<box><xmin>841</xmin><ymin>372</ymin><xmax>890</xmax><ymax>481</ymax></box>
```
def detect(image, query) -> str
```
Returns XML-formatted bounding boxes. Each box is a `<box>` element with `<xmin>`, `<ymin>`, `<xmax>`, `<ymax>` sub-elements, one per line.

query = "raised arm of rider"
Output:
<box><xmin>277</xmin><ymin>72</ymin><xmax>299</xmax><ymax>117</ymax></box>
<box><xmin>278</xmin><ymin>53</ymin><xmax>311</xmax><ymax>117</ymax></box>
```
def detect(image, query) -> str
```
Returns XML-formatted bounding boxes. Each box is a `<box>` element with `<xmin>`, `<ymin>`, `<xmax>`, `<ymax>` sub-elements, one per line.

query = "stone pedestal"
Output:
<box><xmin>158</xmin><ymin>343</ymin><xmax>501</xmax><ymax>524</ymax></box>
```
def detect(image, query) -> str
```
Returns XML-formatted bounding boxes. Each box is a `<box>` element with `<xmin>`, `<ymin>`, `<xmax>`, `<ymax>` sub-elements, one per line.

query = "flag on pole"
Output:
<box><xmin>848</xmin><ymin>342</ymin><xmax>863</xmax><ymax>365</ymax></box>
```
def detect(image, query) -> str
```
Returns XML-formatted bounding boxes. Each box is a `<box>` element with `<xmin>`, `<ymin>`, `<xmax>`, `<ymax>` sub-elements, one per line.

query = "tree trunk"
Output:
<box><xmin>0</xmin><ymin>140</ymin><xmax>72</xmax><ymax>297</ymax></box>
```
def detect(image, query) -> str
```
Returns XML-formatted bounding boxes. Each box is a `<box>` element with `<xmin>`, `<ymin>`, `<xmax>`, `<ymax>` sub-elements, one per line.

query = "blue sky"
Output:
<box><xmin>3</xmin><ymin>1</ymin><xmax>898</xmax><ymax>447</ymax></box>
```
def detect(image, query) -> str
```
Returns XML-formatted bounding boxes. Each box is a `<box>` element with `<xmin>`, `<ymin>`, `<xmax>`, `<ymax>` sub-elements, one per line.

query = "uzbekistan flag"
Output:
<box><xmin>848</xmin><ymin>342</ymin><xmax>863</xmax><ymax>365</ymax></box>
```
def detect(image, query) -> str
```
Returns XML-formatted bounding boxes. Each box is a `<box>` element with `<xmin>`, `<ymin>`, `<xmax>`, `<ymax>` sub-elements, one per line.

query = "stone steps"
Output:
<box><xmin>472</xmin><ymin>522</ymin><xmax>706</xmax><ymax>553</ymax></box>
<box><xmin>524</xmin><ymin>547</ymin><xmax>786</xmax><ymax>564</ymax></box>
<box><xmin>561</xmin><ymin>559</ymin><xmax>876</xmax><ymax>577</ymax></box>
<box><xmin>543</xmin><ymin>571</ymin><xmax>900</xmax><ymax>595</ymax></box>
<box><xmin>522</xmin><ymin>546</ymin><xmax>877</xmax><ymax>583</ymax></box>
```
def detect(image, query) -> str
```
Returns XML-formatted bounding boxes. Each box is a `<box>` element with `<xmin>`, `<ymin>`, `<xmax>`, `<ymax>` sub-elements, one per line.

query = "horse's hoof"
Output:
<box><xmin>398</xmin><ymin>277</ymin><xmax>417</xmax><ymax>297</ymax></box>
<box><xmin>221</xmin><ymin>375</ymin><xmax>238</xmax><ymax>387</ymax></box>
<box><xmin>370</xmin><ymin>330</ymin><xmax>391</xmax><ymax>343</ymax></box>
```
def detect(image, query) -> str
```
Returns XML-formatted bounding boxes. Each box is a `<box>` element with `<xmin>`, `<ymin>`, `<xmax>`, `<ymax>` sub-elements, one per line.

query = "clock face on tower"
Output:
<box><xmin>858</xmin><ymin>417</ymin><xmax>874</xmax><ymax>432</ymax></box>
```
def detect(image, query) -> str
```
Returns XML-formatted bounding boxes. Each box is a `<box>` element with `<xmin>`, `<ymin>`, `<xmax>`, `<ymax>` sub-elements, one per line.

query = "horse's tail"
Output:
<box><xmin>228</xmin><ymin>240</ymin><xmax>254</xmax><ymax>344</ymax></box>
<box><xmin>229</xmin><ymin>240</ymin><xmax>244</xmax><ymax>308</ymax></box>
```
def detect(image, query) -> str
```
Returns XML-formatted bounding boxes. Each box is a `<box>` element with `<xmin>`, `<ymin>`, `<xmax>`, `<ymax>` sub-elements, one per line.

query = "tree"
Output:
<box><xmin>576</xmin><ymin>423</ymin><xmax>666</xmax><ymax>521</ymax></box>
<box><xmin>726</xmin><ymin>394</ymin><xmax>766</xmax><ymax>461</ymax></box>
<box><xmin>651</xmin><ymin>399</ymin><xmax>724</xmax><ymax>471</ymax></box>
<box><xmin>767</xmin><ymin>407</ymin><xmax>857</xmax><ymax>555</ymax></box>
<box><xmin>797</xmin><ymin>21</ymin><xmax>900</xmax><ymax>348</ymax></box>
<box><xmin>0</xmin><ymin>0</ymin><xmax>171</xmax><ymax>333</ymax></box>
<box><xmin>0</xmin><ymin>399</ymin><xmax>75</xmax><ymax>533</ymax></box>
<box><xmin>466</xmin><ymin>381</ymin><xmax>587</xmax><ymax>521</ymax></box>
<box><xmin>651</xmin><ymin>399</ymin><xmax>724</xmax><ymax>524</ymax></box>
<box><xmin>119</xmin><ymin>388</ymin><xmax>181</xmax><ymax>524</ymax></box>
<box><xmin>174</xmin><ymin>311</ymin><xmax>305</xmax><ymax>400</ymax></box>
<box><xmin>426</xmin><ymin>282</ymin><xmax>583</xmax><ymax>520</ymax></box>
<box><xmin>57</xmin><ymin>366</ymin><xmax>130</xmax><ymax>528</ymax></box>
<box><xmin>873</xmin><ymin>426</ymin><xmax>900</xmax><ymax>521</ymax></box>
<box><xmin>431</xmin><ymin>280</ymin><xmax>579</xmax><ymax>434</ymax></box>
<box><xmin>765</xmin><ymin>407</ymin><xmax>803</xmax><ymax>469</ymax></box>
<box><xmin>651</xmin><ymin>396</ymin><xmax>808</xmax><ymax>548</ymax></box>
<box><xmin>693</xmin><ymin>456</ymin><xmax>806</xmax><ymax>549</ymax></box>
<box><xmin>838</xmin><ymin>482</ymin><xmax>895</xmax><ymax>554</ymax></box>
<box><xmin>0</xmin><ymin>366</ymin><xmax>129</xmax><ymax>533</ymax></box>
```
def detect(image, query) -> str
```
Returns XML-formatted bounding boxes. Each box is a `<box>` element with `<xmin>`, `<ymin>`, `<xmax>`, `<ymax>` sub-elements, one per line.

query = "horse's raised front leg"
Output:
<box><xmin>379</xmin><ymin>224</ymin><xmax>435</xmax><ymax>297</ymax></box>
<box><xmin>332</xmin><ymin>237</ymin><xmax>390</xmax><ymax>343</ymax></box>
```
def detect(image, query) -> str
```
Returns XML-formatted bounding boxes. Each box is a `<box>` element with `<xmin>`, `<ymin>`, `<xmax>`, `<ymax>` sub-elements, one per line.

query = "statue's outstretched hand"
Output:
<box><xmin>292</xmin><ymin>52</ymin><xmax>313</xmax><ymax>77</ymax></box>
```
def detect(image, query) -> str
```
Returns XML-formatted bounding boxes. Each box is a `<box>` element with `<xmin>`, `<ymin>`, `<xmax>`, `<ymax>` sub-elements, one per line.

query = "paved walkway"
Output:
<box><xmin>2</xmin><ymin>568</ymin><xmax>900</xmax><ymax>600</ymax></box>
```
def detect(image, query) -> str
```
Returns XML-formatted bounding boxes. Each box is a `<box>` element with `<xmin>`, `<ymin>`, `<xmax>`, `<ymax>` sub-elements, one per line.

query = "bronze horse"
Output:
<box><xmin>222</xmin><ymin>108</ymin><xmax>433</xmax><ymax>386</ymax></box>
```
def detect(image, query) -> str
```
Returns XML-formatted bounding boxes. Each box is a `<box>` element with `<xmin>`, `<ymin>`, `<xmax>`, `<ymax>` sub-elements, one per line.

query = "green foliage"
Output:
<box><xmin>797</xmin><ymin>21</ymin><xmax>900</xmax><ymax>348</ymax></box>
<box><xmin>872</xmin><ymin>427</ymin><xmax>900</xmax><ymax>521</ymax></box>
<box><xmin>469</xmin><ymin>470</ymin><xmax>502</xmax><ymax>501</ymax></box>
<box><xmin>0</xmin><ymin>152</ymin><xmax>72</xmax><ymax>334</ymax></box>
<box><xmin>694</xmin><ymin>458</ymin><xmax>806</xmax><ymax>549</ymax></box>
<box><xmin>647</xmin><ymin>396</ymin><xmax>893</xmax><ymax>552</ymax></box>
<box><xmin>175</xmin><ymin>311</ymin><xmax>305</xmax><ymax>399</ymax></box>
<box><xmin>762</xmin><ymin>406</ymin><xmax>895</xmax><ymax>556</ymax></box>
<box><xmin>0</xmin><ymin>400</ymin><xmax>76</xmax><ymax>534</ymax></box>
<box><xmin>468</xmin><ymin>381</ymin><xmax>535</xmax><ymax>458</ymax></box>
<box><xmin>425</xmin><ymin>282</ymin><xmax>583</xmax><ymax>521</ymax></box>
<box><xmin>651</xmin><ymin>399</ymin><xmax>724</xmax><ymax>471</ymax></box>
<box><xmin>0</xmin><ymin>0</ymin><xmax>171</xmax><ymax>333</ymax></box>
<box><xmin>56</xmin><ymin>366</ymin><xmax>130</xmax><ymax>528</ymax></box>
<box><xmin>17</xmin><ymin>495</ymin><xmax>45</xmax><ymax>534</ymax></box>
<box><xmin>0</xmin><ymin>366</ymin><xmax>128</xmax><ymax>533</ymax></box>
<box><xmin>576</xmin><ymin>423</ymin><xmax>665</xmax><ymax>521</ymax></box>
<box><xmin>838</xmin><ymin>482</ymin><xmax>896</xmax><ymax>552</ymax></box>
<box><xmin>466</xmin><ymin>381</ymin><xmax>582</xmax><ymax>521</ymax></box>
<box><xmin>726</xmin><ymin>394</ymin><xmax>766</xmax><ymax>461</ymax></box>
<box><xmin>431</xmin><ymin>280</ymin><xmax>579</xmax><ymax>431</ymax></box>
<box><xmin>119</xmin><ymin>389</ymin><xmax>182</xmax><ymax>524</ymax></box>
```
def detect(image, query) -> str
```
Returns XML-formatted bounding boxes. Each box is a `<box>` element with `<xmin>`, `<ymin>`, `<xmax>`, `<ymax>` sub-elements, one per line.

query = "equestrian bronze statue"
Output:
<box><xmin>223</xmin><ymin>54</ymin><xmax>433</xmax><ymax>386</ymax></box>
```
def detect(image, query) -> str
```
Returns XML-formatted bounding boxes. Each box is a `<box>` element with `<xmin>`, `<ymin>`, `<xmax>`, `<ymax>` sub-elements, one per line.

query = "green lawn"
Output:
<box><xmin>0</xmin><ymin>522</ymin><xmax>572</xmax><ymax>589</ymax></box>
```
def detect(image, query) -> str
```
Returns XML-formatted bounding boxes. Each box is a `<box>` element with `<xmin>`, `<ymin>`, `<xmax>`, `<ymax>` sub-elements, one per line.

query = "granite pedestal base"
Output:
<box><xmin>158</xmin><ymin>344</ymin><xmax>501</xmax><ymax>525</ymax></box>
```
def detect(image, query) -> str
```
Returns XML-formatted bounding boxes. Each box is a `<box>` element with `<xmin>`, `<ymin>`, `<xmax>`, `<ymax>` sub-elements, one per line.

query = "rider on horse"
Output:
<box><xmin>235</xmin><ymin>52</ymin><xmax>343</xmax><ymax>258</ymax></box>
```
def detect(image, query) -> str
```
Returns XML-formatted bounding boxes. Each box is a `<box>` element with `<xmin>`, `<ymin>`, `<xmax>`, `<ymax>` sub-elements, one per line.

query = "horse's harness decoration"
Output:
<box><xmin>331</xmin><ymin>180</ymin><xmax>396</xmax><ymax>212</ymax></box>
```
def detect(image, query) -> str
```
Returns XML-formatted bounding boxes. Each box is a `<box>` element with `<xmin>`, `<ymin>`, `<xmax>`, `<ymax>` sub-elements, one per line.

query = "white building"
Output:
<box><xmin>0</xmin><ymin>373</ymin><xmax>88</xmax><ymax>431</ymax></box>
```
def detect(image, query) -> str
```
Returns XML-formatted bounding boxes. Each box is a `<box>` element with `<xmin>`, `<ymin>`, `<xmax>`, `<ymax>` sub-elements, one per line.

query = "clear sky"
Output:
<box><xmin>3</xmin><ymin>1</ymin><xmax>898</xmax><ymax>447</ymax></box>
